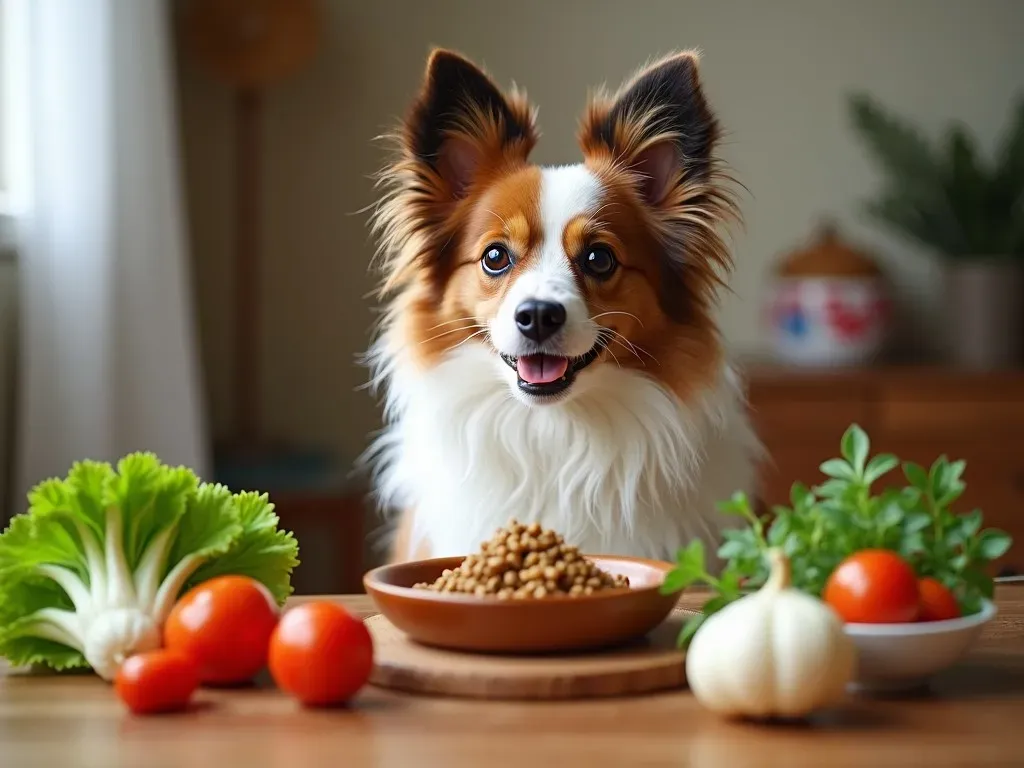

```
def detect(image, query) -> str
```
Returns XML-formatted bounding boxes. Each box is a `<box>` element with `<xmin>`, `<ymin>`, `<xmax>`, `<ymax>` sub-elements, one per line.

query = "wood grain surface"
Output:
<box><xmin>2</xmin><ymin>587</ymin><xmax>1024</xmax><ymax>768</ymax></box>
<box><xmin>365</xmin><ymin>611</ymin><xmax>686</xmax><ymax>699</ymax></box>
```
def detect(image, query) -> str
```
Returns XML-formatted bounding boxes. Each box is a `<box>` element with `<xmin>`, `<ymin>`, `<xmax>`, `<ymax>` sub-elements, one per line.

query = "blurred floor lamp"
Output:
<box><xmin>180</xmin><ymin>0</ymin><xmax>333</xmax><ymax>491</ymax></box>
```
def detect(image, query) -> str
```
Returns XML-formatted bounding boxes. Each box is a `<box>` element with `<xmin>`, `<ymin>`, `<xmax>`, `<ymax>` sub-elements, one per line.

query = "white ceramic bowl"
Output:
<box><xmin>843</xmin><ymin>600</ymin><xmax>997</xmax><ymax>693</ymax></box>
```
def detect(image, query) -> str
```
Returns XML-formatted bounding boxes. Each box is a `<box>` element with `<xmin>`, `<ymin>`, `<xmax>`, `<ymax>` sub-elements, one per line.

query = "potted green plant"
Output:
<box><xmin>847</xmin><ymin>94</ymin><xmax>1024</xmax><ymax>369</ymax></box>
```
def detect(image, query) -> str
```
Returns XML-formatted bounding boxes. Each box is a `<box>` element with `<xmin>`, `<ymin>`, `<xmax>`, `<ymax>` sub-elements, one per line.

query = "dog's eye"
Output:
<box><xmin>481</xmin><ymin>244</ymin><xmax>513</xmax><ymax>276</ymax></box>
<box><xmin>581</xmin><ymin>247</ymin><xmax>617</xmax><ymax>280</ymax></box>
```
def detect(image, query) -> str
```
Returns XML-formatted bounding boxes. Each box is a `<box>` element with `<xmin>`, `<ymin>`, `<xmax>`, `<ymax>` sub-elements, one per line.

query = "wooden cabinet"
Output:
<box><xmin>745</xmin><ymin>365</ymin><xmax>1024</xmax><ymax>574</ymax></box>
<box><xmin>272</xmin><ymin>489</ymin><xmax>367</xmax><ymax>594</ymax></box>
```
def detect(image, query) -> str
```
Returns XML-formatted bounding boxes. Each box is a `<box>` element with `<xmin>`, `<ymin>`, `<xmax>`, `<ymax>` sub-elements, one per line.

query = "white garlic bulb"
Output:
<box><xmin>685</xmin><ymin>548</ymin><xmax>856</xmax><ymax>719</ymax></box>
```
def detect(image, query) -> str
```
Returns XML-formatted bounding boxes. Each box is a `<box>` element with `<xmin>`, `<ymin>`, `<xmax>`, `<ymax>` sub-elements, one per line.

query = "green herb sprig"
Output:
<box><xmin>661</xmin><ymin>424</ymin><xmax>1013</xmax><ymax>647</ymax></box>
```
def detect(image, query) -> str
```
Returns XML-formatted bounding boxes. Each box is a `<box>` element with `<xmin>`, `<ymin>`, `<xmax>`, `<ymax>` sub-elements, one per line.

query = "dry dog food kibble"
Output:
<box><xmin>413</xmin><ymin>520</ymin><xmax>630</xmax><ymax>599</ymax></box>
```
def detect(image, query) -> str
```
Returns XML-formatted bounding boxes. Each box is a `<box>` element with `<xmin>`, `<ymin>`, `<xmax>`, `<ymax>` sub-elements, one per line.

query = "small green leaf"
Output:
<box><xmin>900</xmin><ymin>531</ymin><xmax>926</xmax><ymax>557</ymax></box>
<box><xmin>715</xmin><ymin>499</ymin><xmax>742</xmax><ymax>516</ymax></box>
<box><xmin>864</xmin><ymin>453</ymin><xmax>899</xmax><ymax>485</ymax></box>
<box><xmin>962</xmin><ymin>566</ymin><xmax>995</xmax><ymax>599</ymax></box>
<box><xmin>718</xmin><ymin>529</ymin><xmax>761</xmax><ymax>563</ymax></box>
<box><xmin>929</xmin><ymin>456</ymin><xmax>951</xmax><ymax>501</ymax></box>
<box><xmin>820</xmin><ymin>459</ymin><xmax>857</xmax><ymax>481</ymax></box>
<box><xmin>819</xmin><ymin>501</ymin><xmax>853</xmax><ymax>526</ymax></box>
<box><xmin>677</xmin><ymin>613</ymin><xmax>707</xmax><ymax>648</ymax></box>
<box><xmin>717</xmin><ymin>570</ymin><xmax>742</xmax><ymax>600</ymax></box>
<box><xmin>730</xmin><ymin>490</ymin><xmax>750</xmax><ymax>506</ymax></box>
<box><xmin>903</xmin><ymin>462</ymin><xmax>930</xmax><ymax>490</ymax></box>
<box><xmin>946</xmin><ymin>511</ymin><xmax>984</xmax><ymax>548</ymax></box>
<box><xmin>716</xmin><ymin>539</ymin><xmax>748</xmax><ymax>560</ymax></box>
<box><xmin>814</xmin><ymin>479</ymin><xmax>850</xmax><ymax>499</ymax></box>
<box><xmin>673</xmin><ymin>540</ymin><xmax>706</xmax><ymax>578</ymax></box>
<box><xmin>945</xmin><ymin>522</ymin><xmax>968</xmax><ymax>548</ymax></box>
<box><xmin>841</xmin><ymin>424</ymin><xmax>870</xmax><ymax>474</ymax></box>
<box><xmin>659</xmin><ymin>568</ymin><xmax>696</xmax><ymax>595</ymax></box>
<box><xmin>783</xmin><ymin>531</ymin><xmax>803</xmax><ymax>557</ymax></box>
<box><xmin>790</xmin><ymin>482</ymin><xmax>813</xmax><ymax>510</ymax></box>
<box><xmin>959</xmin><ymin>592</ymin><xmax>983</xmax><ymax>616</ymax></box>
<box><xmin>877</xmin><ymin>501</ymin><xmax>903</xmax><ymax>528</ymax></box>
<box><xmin>716</xmin><ymin>492</ymin><xmax>752</xmax><ymax>519</ymax></box>
<box><xmin>767</xmin><ymin>514</ymin><xmax>792</xmax><ymax>546</ymax></box>
<box><xmin>960</xmin><ymin>510</ymin><xmax>983</xmax><ymax>538</ymax></box>
<box><xmin>676</xmin><ymin>539</ymin><xmax>704</xmax><ymax>565</ymax></box>
<box><xmin>901</xmin><ymin>486</ymin><xmax>923</xmax><ymax>505</ymax></box>
<box><xmin>946</xmin><ymin>459</ymin><xmax>966</xmax><ymax>485</ymax></box>
<box><xmin>937</xmin><ymin>480</ymin><xmax>965</xmax><ymax>508</ymax></box>
<box><xmin>701</xmin><ymin>594</ymin><xmax>733</xmax><ymax>616</ymax></box>
<box><xmin>977</xmin><ymin>530</ymin><xmax>1012</xmax><ymax>561</ymax></box>
<box><xmin>850</xmin><ymin>513</ymin><xmax>878</xmax><ymax>531</ymax></box>
<box><xmin>803</xmin><ymin>566</ymin><xmax>822</xmax><ymax>589</ymax></box>
<box><xmin>903</xmin><ymin>511</ymin><xmax>932</xmax><ymax>533</ymax></box>
<box><xmin>950</xmin><ymin>552</ymin><xmax>970</xmax><ymax>571</ymax></box>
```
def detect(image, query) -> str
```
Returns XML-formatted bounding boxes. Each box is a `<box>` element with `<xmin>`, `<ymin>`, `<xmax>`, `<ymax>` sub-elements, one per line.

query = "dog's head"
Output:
<box><xmin>372</xmin><ymin>50</ymin><xmax>737</xmax><ymax>405</ymax></box>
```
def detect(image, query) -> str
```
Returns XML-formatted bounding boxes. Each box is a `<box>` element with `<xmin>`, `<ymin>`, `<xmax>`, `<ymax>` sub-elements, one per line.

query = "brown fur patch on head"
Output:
<box><xmin>578</xmin><ymin>51</ymin><xmax>739</xmax><ymax>324</ymax></box>
<box><xmin>576</xmin><ymin>173</ymin><xmax>723</xmax><ymax>400</ymax></box>
<box><xmin>575</xmin><ymin>51</ymin><xmax>741</xmax><ymax>394</ymax></box>
<box><xmin>371</xmin><ymin>49</ymin><xmax>538</xmax><ymax>300</ymax></box>
<box><xmin>369</xmin><ymin>49</ymin><xmax>543</xmax><ymax>368</ymax></box>
<box><xmin>408</xmin><ymin>166</ymin><xmax>544</xmax><ymax>363</ymax></box>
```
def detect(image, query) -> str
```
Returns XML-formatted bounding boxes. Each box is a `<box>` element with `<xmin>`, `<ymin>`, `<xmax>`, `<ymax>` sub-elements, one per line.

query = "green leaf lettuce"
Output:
<box><xmin>0</xmin><ymin>453</ymin><xmax>299</xmax><ymax>679</ymax></box>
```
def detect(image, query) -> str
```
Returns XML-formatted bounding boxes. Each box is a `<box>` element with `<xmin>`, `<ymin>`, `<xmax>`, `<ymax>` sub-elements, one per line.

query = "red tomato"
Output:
<box><xmin>268</xmin><ymin>601</ymin><xmax>374</xmax><ymax>707</ymax></box>
<box><xmin>164</xmin><ymin>575</ymin><xmax>280</xmax><ymax>685</ymax></box>
<box><xmin>115</xmin><ymin>650</ymin><xmax>198</xmax><ymax>715</ymax></box>
<box><xmin>824</xmin><ymin>549</ymin><xmax>920</xmax><ymax>624</ymax></box>
<box><xmin>918</xmin><ymin>577</ymin><xmax>961</xmax><ymax>622</ymax></box>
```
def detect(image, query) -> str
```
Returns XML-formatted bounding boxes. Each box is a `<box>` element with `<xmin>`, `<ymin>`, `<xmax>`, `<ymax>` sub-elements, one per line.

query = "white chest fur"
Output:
<box><xmin>365</xmin><ymin>342</ymin><xmax>762</xmax><ymax>562</ymax></box>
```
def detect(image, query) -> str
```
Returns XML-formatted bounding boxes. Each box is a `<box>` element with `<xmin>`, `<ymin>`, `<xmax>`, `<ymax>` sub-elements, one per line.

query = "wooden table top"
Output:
<box><xmin>3</xmin><ymin>587</ymin><xmax>1024</xmax><ymax>768</ymax></box>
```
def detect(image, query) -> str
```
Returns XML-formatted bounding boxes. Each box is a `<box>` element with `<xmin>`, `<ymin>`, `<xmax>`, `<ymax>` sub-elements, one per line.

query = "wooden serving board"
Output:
<box><xmin>365</xmin><ymin>609</ymin><xmax>689</xmax><ymax>700</ymax></box>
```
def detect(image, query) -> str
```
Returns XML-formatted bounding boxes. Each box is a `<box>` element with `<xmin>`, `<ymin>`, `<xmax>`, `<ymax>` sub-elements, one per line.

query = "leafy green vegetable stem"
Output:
<box><xmin>661</xmin><ymin>424</ymin><xmax>1013</xmax><ymax>649</ymax></box>
<box><xmin>0</xmin><ymin>454</ymin><xmax>300</xmax><ymax>679</ymax></box>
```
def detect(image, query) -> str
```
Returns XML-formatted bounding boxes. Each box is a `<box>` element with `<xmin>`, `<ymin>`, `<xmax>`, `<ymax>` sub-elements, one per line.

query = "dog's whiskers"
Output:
<box><xmin>588</xmin><ymin>201</ymin><xmax>621</xmax><ymax>220</ymax></box>
<box><xmin>484</xmin><ymin>208</ymin><xmax>511</xmax><ymax>232</ymax></box>
<box><xmin>590</xmin><ymin>310</ymin><xmax>645</xmax><ymax>328</ymax></box>
<box><xmin>603</xmin><ymin>325</ymin><xmax>659</xmax><ymax>364</ymax></box>
<box><xmin>419</xmin><ymin>324</ymin><xmax>488</xmax><ymax>345</ymax></box>
<box><xmin>604</xmin><ymin>345</ymin><xmax>623</xmax><ymax>369</ymax></box>
<box><xmin>450</xmin><ymin>328</ymin><xmax>491</xmax><ymax>350</ymax></box>
<box><xmin>609</xmin><ymin>336</ymin><xmax>646</xmax><ymax>367</ymax></box>
<box><xmin>426</xmin><ymin>316</ymin><xmax>481</xmax><ymax>331</ymax></box>
<box><xmin>600</xmin><ymin>328</ymin><xmax>660</xmax><ymax>367</ymax></box>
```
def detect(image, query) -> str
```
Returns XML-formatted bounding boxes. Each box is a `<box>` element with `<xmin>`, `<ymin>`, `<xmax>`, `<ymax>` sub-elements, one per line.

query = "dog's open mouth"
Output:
<box><xmin>499</xmin><ymin>338</ymin><xmax>605</xmax><ymax>397</ymax></box>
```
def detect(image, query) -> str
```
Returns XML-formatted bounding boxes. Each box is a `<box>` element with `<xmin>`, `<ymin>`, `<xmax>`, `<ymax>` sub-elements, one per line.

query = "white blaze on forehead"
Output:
<box><xmin>507</xmin><ymin>164</ymin><xmax>602</xmax><ymax>300</ymax></box>
<box><xmin>490</xmin><ymin>164</ymin><xmax>605</xmax><ymax>360</ymax></box>
<box><xmin>538</xmin><ymin>164</ymin><xmax>603</xmax><ymax>275</ymax></box>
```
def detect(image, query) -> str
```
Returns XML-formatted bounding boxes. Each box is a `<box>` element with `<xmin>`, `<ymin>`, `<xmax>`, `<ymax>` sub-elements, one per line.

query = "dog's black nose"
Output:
<box><xmin>514</xmin><ymin>299</ymin><xmax>566</xmax><ymax>343</ymax></box>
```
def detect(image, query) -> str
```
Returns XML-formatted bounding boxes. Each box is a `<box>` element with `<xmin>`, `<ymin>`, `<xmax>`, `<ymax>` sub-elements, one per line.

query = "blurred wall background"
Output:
<box><xmin>175</xmin><ymin>0</ymin><xmax>1024</xmax><ymax>470</ymax></box>
<box><xmin>1</xmin><ymin>0</ymin><xmax>1022</xmax><ymax>591</ymax></box>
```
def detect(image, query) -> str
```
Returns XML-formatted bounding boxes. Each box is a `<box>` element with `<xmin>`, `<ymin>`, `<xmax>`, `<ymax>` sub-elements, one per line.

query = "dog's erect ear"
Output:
<box><xmin>404</xmin><ymin>50</ymin><xmax>537</xmax><ymax>198</ymax></box>
<box><xmin>371</xmin><ymin>51</ymin><xmax>537</xmax><ymax>296</ymax></box>
<box><xmin>579</xmin><ymin>52</ymin><xmax>719</xmax><ymax>206</ymax></box>
<box><xmin>578</xmin><ymin>53</ymin><xmax>737</xmax><ymax>324</ymax></box>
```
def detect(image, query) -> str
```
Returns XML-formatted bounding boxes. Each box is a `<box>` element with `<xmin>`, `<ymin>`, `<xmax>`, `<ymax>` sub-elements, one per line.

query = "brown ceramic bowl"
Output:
<box><xmin>363</xmin><ymin>555</ymin><xmax>678</xmax><ymax>653</ymax></box>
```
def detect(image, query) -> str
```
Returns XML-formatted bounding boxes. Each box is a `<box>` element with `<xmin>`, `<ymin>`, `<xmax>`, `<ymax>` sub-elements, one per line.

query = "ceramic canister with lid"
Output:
<box><xmin>766</xmin><ymin>223</ymin><xmax>890</xmax><ymax>367</ymax></box>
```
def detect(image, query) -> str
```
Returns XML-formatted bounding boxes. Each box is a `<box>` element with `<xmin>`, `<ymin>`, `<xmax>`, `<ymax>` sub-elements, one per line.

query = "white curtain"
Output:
<box><xmin>11</xmin><ymin>0</ymin><xmax>209</xmax><ymax>509</ymax></box>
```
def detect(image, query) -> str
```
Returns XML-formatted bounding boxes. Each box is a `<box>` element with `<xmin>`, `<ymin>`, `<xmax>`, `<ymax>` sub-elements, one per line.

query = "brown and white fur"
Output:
<box><xmin>363</xmin><ymin>49</ymin><xmax>762</xmax><ymax>564</ymax></box>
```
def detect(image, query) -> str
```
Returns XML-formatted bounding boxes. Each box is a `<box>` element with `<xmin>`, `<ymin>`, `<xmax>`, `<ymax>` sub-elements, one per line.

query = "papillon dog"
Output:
<box><xmin>363</xmin><ymin>49</ymin><xmax>762</xmax><ymax>565</ymax></box>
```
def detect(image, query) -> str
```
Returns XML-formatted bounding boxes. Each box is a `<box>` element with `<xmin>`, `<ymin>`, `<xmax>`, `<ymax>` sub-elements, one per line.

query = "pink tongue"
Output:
<box><xmin>516</xmin><ymin>354</ymin><xmax>569</xmax><ymax>385</ymax></box>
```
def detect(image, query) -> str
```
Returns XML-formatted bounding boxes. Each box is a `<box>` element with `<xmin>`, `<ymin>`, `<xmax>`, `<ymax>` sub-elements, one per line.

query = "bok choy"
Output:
<box><xmin>0</xmin><ymin>453</ymin><xmax>299</xmax><ymax>679</ymax></box>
